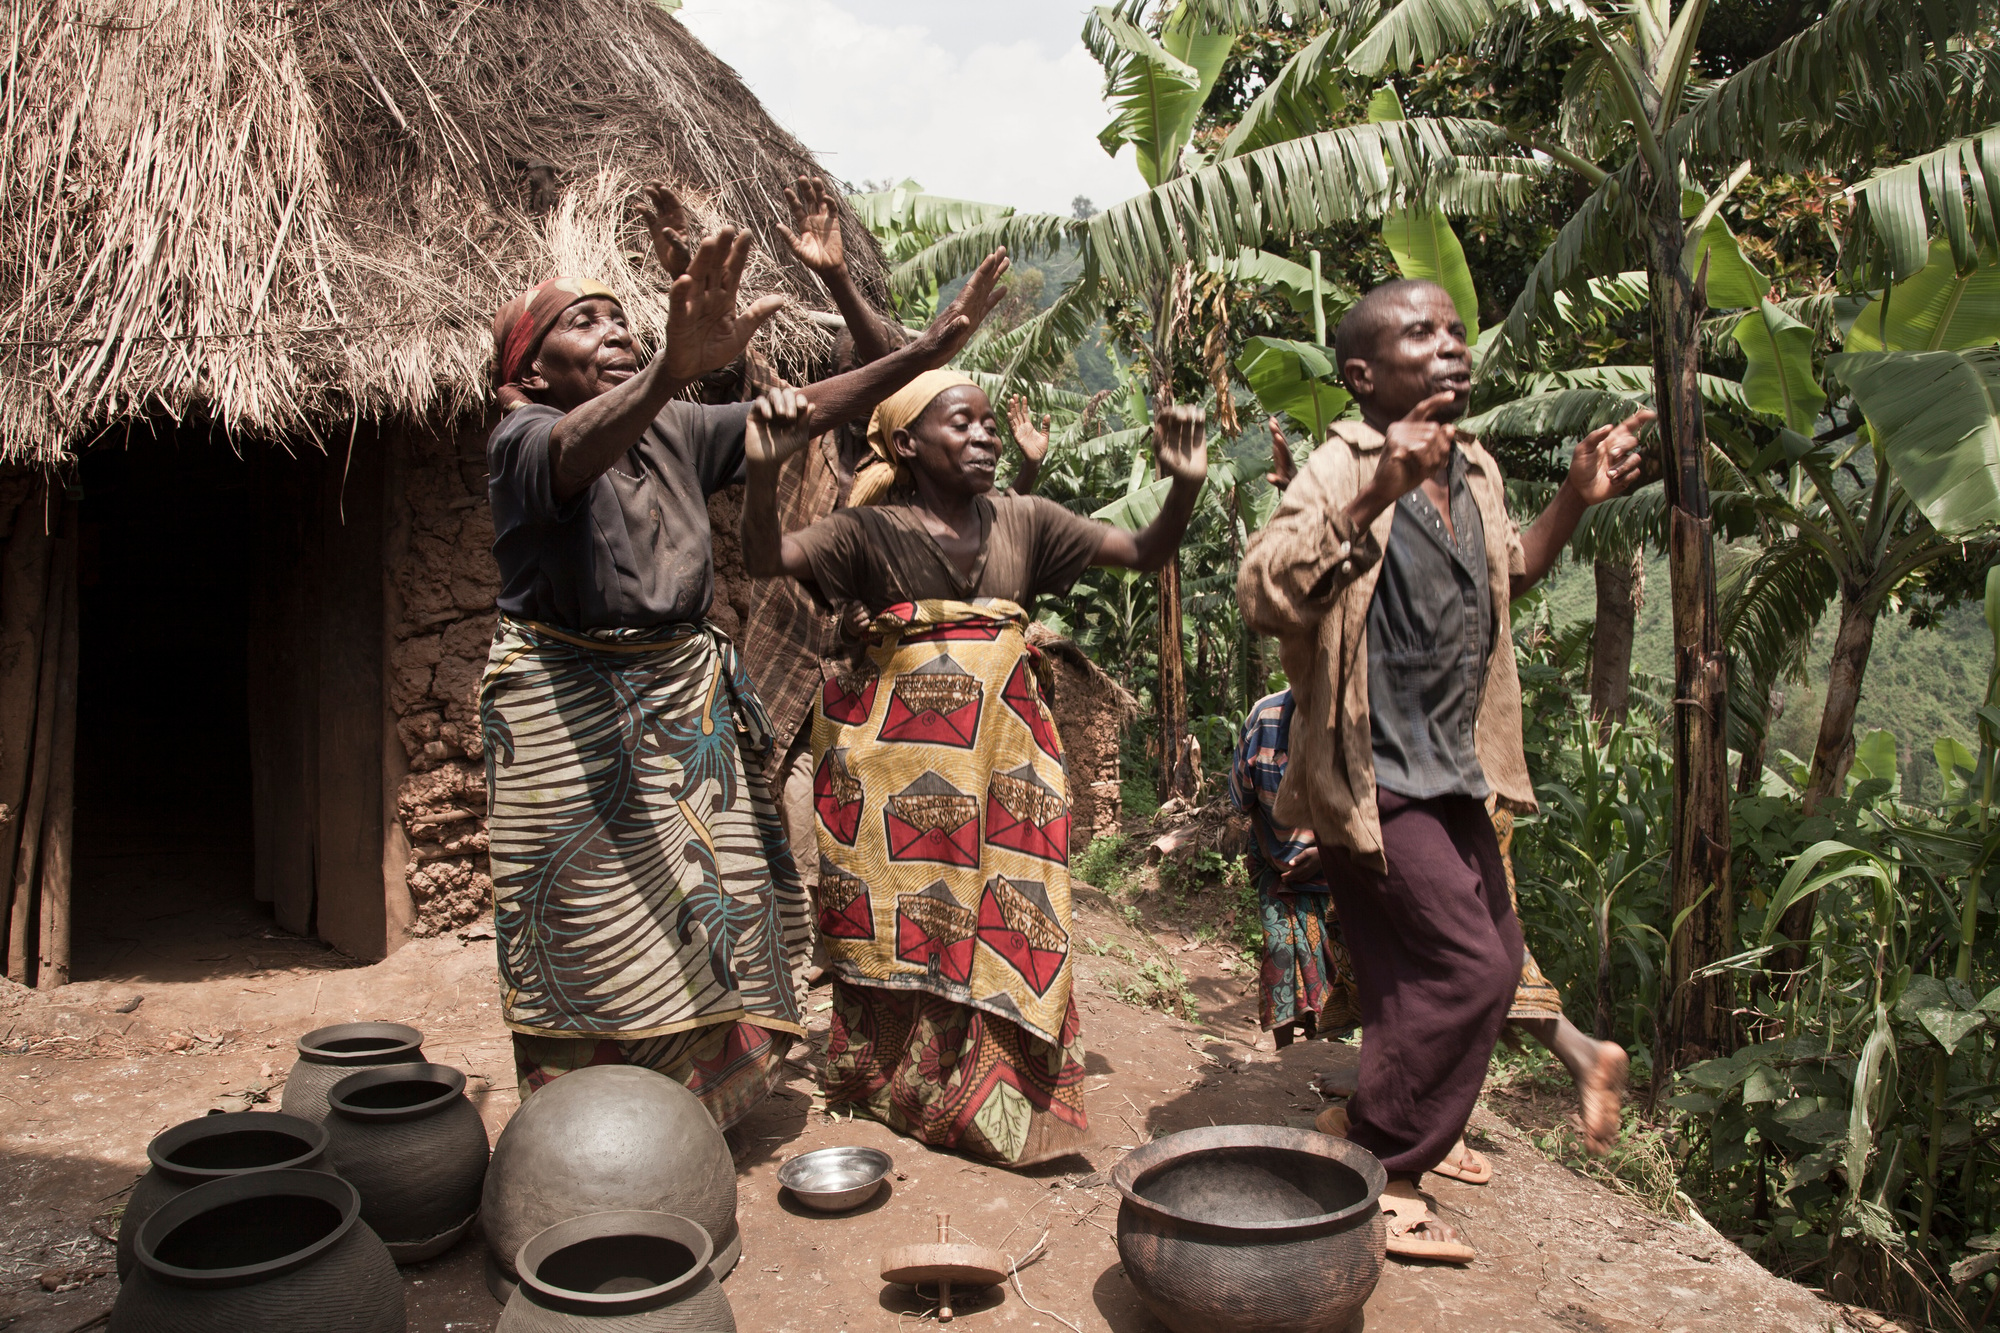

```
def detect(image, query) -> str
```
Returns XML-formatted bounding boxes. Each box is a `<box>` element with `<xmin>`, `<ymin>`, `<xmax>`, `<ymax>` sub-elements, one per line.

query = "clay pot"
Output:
<box><xmin>110</xmin><ymin>1169</ymin><xmax>404</xmax><ymax>1333</ymax></box>
<box><xmin>1112</xmin><ymin>1124</ymin><xmax>1386</xmax><ymax>1333</ymax></box>
<box><xmin>322</xmin><ymin>1062</ymin><xmax>489</xmax><ymax>1263</ymax></box>
<box><xmin>482</xmin><ymin>1066</ymin><xmax>738</xmax><ymax>1303</ymax></box>
<box><xmin>496</xmin><ymin>1211</ymin><xmax>736</xmax><ymax>1331</ymax></box>
<box><xmin>280</xmin><ymin>1022</ymin><xmax>425</xmax><ymax>1124</ymax></box>
<box><xmin>117</xmin><ymin>1111</ymin><xmax>328</xmax><ymax>1279</ymax></box>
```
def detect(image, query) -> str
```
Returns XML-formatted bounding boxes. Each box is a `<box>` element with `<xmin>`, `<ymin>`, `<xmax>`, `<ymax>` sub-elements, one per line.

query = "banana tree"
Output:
<box><xmin>1330</xmin><ymin>0</ymin><xmax>2000</xmax><ymax>1066</ymax></box>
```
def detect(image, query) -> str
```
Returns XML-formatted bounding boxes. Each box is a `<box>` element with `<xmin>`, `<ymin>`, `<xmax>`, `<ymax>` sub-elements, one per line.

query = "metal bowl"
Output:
<box><xmin>777</xmin><ymin>1147</ymin><xmax>893</xmax><ymax>1213</ymax></box>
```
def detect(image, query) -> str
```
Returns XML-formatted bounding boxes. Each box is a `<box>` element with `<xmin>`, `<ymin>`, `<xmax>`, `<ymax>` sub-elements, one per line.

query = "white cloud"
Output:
<box><xmin>677</xmin><ymin>0</ymin><xmax>1144</xmax><ymax>216</ymax></box>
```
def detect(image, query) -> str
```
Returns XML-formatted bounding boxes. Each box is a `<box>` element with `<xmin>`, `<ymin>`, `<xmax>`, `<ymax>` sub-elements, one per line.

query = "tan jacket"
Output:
<box><xmin>1236</xmin><ymin>420</ymin><xmax>1536</xmax><ymax>871</ymax></box>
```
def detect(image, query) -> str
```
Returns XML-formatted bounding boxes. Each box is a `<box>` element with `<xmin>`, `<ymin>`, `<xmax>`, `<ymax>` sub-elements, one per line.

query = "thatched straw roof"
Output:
<box><xmin>0</xmin><ymin>0</ymin><xmax>889</xmax><ymax>465</ymax></box>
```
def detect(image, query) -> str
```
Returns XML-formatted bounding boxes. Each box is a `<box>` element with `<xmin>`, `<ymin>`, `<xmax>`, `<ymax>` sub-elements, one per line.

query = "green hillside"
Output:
<box><xmin>1538</xmin><ymin>553</ymin><xmax>1990</xmax><ymax>797</ymax></box>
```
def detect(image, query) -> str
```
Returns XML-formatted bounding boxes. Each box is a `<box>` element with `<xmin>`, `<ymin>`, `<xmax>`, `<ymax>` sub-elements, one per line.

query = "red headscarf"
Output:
<box><xmin>491</xmin><ymin>276</ymin><xmax>619</xmax><ymax>412</ymax></box>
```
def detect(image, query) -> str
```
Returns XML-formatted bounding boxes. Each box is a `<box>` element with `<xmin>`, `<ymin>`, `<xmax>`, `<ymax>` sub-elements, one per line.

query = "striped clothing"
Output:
<box><xmin>1231</xmin><ymin>690</ymin><xmax>1357</xmax><ymax>1033</ymax></box>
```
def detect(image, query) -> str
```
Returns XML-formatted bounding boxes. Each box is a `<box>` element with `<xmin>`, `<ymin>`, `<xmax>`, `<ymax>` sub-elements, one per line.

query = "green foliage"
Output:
<box><xmin>1829</xmin><ymin>346</ymin><xmax>2000</xmax><ymax>537</ymax></box>
<box><xmin>1075</xmin><ymin>834</ymin><xmax>1138</xmax><ymax>893</ymax></box>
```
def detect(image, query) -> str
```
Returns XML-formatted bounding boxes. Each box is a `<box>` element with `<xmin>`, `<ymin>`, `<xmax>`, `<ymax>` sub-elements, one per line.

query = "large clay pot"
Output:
<box><xmin>482</xmin><ymin>1066</ymin><xmax>738</xmax><ymax>1303</ymax></box>
<box><xmin>323</xmin><ymin>1063</ymin><xmax>490</xmax><ymax>1262</ymax></box>
<box><xmin>280</xmin><ymin>1022</ymin><xmax>425</xmax><ymax>1124</ymax></box>
<box><xmin>110</xmin><ymin>1169</ymin><xmax>404</xmax><ymax>1333</ymax></box>
<box><xmin>1112</xmin><ymin>1124</ymin><xmax>1386</xmax><ymax>1333</ymax></box>
<box><xmin>497</xmin><ymin>1211</ymin><xmax>736</xmax><ymax>1332</ymax></box>
<box><xmin>116</xmin><ymin>1111</ymin><xmax>328</xmax><ymax>1279</ymax></box>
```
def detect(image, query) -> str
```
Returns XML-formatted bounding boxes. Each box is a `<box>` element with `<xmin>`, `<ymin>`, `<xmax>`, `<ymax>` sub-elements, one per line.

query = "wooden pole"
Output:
<box><xmin>36</xmin><ymin>504</ymin><xmax>79</xmax><ymax>989</ymax></box>
<box><xmin>0</xmin><ymin>477</ymin><xmax>52</xmax><ymax>971</ymax></box>
<box><xmin>7</xmin><ymin>505</ymin><xmax>67</xmax><ymax>984</ymax></box>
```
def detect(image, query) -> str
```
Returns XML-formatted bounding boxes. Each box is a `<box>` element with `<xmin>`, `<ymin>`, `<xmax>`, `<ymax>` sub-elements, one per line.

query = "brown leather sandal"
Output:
<box><xmin>1380</xmin><ymin>1181</ymin><xmax>1476</xmax><ymax>1264</ymax></box>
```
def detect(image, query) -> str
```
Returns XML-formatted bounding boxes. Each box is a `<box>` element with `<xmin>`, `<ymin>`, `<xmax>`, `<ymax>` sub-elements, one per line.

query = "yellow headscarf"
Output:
<box><xmin>849</xmin><ymin>369</ymin><xmax>980</xmax><ymax>507</ymax></box>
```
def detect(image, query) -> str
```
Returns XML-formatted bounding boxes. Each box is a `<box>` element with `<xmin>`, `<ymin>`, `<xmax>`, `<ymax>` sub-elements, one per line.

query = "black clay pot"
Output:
<box><xmin>281</xmin><ymin>1022</ymin><xmax>425</xmax><ymax>1124</ymax></box>
<box><xmin>323</xmin><ymin>1062</ymin><xmax>489</xmax><ymax>1263</ymax></box>
<box><xmin>483</xmin><ymin>1066</ymin><xmax>738</xmax><ymax>1304</ymax></box>
<box><xmin>1112</xmin><ymin>1124</ymin><xmax>1386</xmax><ymax>1333</ymax></box>
<box><xmin>497</xmin><ymin>1211</ymin><xmax>736</xmax><ymax>1332</ymax></box>
<box><xmin>116</xmin><ymin>1111</ymin><xmax>328</xmax><ymax>1279</ymax></box>
<box><xmin>110</xmin><ymin>1169</ymin><xmax>404</xmax><ymax>1333</ymax></box>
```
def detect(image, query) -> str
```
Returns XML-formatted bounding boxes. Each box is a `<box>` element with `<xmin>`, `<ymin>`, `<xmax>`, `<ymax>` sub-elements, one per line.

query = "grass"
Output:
<box><xmin>1483</xmin><ymin>1040</ymin><xmax>1691</xmax><ymax>1222</ymax></box>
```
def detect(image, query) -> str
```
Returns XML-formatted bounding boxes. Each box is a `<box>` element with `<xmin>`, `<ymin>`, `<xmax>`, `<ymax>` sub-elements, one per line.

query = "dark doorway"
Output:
<box><xmin>70</xmin><ymin>431</ymin><xmax>260</xmax><ymax>982</ymax></box>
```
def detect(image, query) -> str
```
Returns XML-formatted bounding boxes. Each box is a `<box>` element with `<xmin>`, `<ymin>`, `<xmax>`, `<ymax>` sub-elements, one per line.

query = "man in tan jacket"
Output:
<box><xmin>1238</xmin><ymin>279</ymin><xmax>1649</xmax><ymax>1262</ymax></box>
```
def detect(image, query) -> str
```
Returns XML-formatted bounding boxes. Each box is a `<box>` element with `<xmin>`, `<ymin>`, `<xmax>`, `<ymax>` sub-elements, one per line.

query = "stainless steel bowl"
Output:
<box><xmin>777</xmin><ymin>1146</ymin><xmax>893</xmax><ymax>1213</ymax></box>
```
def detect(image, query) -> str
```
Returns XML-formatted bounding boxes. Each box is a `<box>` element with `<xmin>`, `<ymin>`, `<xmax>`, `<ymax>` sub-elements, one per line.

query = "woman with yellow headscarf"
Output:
<box><xmin>738</xmin><ymin>378</ymin><xmax>1207</xmax><ymax>1166</ymax></box>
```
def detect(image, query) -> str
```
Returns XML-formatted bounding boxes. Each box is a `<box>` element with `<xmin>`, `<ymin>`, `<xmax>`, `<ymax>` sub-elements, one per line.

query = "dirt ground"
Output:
<box><xmin>1</xmin><ymin>860</ymin><xmax>1851</xmax><ymax>1333</ymax></box>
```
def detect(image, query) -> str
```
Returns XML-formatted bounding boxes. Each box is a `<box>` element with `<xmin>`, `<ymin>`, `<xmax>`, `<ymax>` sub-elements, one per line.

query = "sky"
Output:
<box><xmin>676</xmin><ymin>0</ymin><xmax>1145</xmax><ymax>216</ymax></box>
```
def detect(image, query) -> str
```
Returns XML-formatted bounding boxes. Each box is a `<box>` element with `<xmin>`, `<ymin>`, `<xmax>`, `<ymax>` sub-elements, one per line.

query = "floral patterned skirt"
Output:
<box><xmin>822</xmin><ymin>979</ymin><xmax>1090</xmax><ymax>1167</ymax></box>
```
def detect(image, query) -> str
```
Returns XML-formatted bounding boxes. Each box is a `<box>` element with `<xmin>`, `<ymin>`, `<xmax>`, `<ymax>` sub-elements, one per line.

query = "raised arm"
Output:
<box><xmin>740</xmin><ymin>388</ymin><xmax>820</xmax><ymax>581</ymax></box>
<box><xmin>779</xmin><ymin>174</ymin><xmax>899</xmax><ymax>366</ymax></box>
<box><xmin>1511</xmin><ymin>409</ymin><xmax>1650</xmax><ymax>598</ymax></box>
<box><xmin>792</xmin><ymin>249</ymin><xmax>1009</xmax><ymax>433</ymax></box>
<box><xmin>1237</xmin><ymin>392</ymin><xmax>1457</xmax><ymax>636</ymax></box>
<box><xmin>1005</xmin><ymin>395</ymin><xmax>1050</xmax><ymax>496</ymax></box>
<box><xmin>549</xmin><ymin>228</ymin><xmax>782</xmax><ymax>502</ymax></box>
<box><xmin>1089</xmin><ymin>405</ymin><xmax>1206</xmax><ymax>573</ymax></box>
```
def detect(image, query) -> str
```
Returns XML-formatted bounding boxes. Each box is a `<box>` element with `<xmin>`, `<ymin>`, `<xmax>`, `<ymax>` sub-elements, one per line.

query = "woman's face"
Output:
<box><xmin>524</xmin><ymin>297</ymin><xmax>638</xmax><ymax>410</ymax></box>
<box><xmin>894</xmin><ymin>385</ymin><xmax>1001</xmax><ymax>499</ymax></box>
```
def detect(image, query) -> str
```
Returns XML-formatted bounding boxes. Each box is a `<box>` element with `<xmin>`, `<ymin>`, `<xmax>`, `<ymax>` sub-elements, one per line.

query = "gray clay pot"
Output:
<box><xmin>1112</xmin><ymin>1124</ymin><xmax>1387</xmax><ymax>1333</ymax></box>
<box><xmin>482</xmin><ymin>1066</ymin><xmax>738</xmax><ymax>1303</ymax></box>
<box><xmin>323</xmin><ymin>1063</ymin><xmax>489</xmax><ymax>1263</ymax></box>
<box><xmin>497</xmin><ymin>1211</ymin><xmax>736</xmax><ymax>1332</ymax></box>
<box><xmin>109</xmin><ymin>1169</ymin><xmax>404</xmax><ymax>1333</ymax></box>
<box><xmin>116</xmin><ymin>1111</ymin><xmax>328</xmax><ymax>1279</ymax></box>
<box><xmin>280</xmin><ymin>1022</ymin><xmax>425</xmax><ymax>1124</ymax></box>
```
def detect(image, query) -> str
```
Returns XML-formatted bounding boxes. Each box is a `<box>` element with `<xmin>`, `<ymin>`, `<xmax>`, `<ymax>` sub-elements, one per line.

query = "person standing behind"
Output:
<box><xmin>1229</xmin><ymin>687</ymin><xmax>1359</xmax><ymax>1049</ymax></box>
<box><xmin>1237</xmin><ymin>279</ymin><xmax>1649</xmax><ymax>1262</ymax></box>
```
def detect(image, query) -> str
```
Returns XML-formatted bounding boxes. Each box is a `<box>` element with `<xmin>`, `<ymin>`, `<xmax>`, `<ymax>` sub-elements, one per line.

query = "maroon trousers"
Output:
<box><xmin>1326</xmin><ymin>789</ymin><xmax>1523</xmax><ymax>1178</ymax></box>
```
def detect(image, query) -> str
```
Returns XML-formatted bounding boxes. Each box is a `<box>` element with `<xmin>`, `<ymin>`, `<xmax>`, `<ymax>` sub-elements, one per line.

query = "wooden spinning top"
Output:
<box><xmin>879</xmin><ymin>1212</ymin><xmax>1009</xmax><ymax>1323</ymax></box>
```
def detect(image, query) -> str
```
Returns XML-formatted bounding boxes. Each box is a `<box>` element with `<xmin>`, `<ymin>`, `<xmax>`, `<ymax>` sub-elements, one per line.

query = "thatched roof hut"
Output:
<box><xmin>2</xmin><ymin>0</ymin><xmax>888</xmax><ymax>464</ymax></box>
<box><xmin>0</xmin><ymin>0</ymin><xmax>894</xmax><ymax>977</ymax></box>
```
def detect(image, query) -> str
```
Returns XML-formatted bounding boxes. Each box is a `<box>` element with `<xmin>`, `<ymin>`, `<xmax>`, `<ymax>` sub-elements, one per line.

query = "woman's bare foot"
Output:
<box><xmin>1579</xmin><ymin>1041</ymin><xmax>1628</xmax><ymax>1154</ymax></box>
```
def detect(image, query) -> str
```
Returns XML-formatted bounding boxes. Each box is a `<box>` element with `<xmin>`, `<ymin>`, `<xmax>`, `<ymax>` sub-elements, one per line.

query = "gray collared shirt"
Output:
<box><xmin>1365</xmin><ymin>446</ymin><xmax>1493</xmax><ymax>800</ymax></box>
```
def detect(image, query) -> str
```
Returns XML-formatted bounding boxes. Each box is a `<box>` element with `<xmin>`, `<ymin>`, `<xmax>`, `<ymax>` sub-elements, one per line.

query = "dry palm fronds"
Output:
<box><xmin>0</xmin><ymin>0</ymin><xmax>889</xmax><ymax>464</ymax></box>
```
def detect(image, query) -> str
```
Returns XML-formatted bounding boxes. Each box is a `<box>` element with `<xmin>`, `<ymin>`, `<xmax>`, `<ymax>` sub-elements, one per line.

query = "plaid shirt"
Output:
<box><xmin>1229</xmin><ymin>690</ymin><xmax>1328</xmax><ymax>892</ymax></box>
<box><xmin>742</xmin><ymin>431</ymin><xmax>853</xmax><ymax>769</ymax></box>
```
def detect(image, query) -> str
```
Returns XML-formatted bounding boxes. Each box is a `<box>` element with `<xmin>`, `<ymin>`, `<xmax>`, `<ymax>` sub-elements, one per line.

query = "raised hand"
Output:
<box><xmin>634</xmin><ymin>180</ymin><xmax>693</xmax><ymax>280</ymax></box>
<box><xmin>912</xmin><ymin>248</ymin><xmax>1010</xmax><ymax>369</ymax></box>
<box><xmin>1566</xmin><ymin>408</ymin><xmax>1653</xmax><ymax>505</ymax></box>
<box><xmin>1365</xmin><ymin>390</ymin><xmax>1459</xmax><ymax>507</ymax></box>
<box><xmin>745</xmin><ymin>386</ymin><xmax>816</xmax><ymax>467</ymax></box>
<box><xmin>663</xmin><ymin>227</ymin><xmax>787</xmax><ymax>381</ymax></box>
<box><xmin>777</xmin><ymin>174</ymin><xmax>845</xmax><ymax>275</ymax></box>
<box><xmin>1155</xmin><ymin>403</ymin><xmax>1208</xmax><ymax>484</ymax></box>
<box><xmin>1266</xmin><ymin>417</ymin><xmax>1297</xmax><ymax>491</ymax></box>
<box><xmin>1006</xmin><ymin>394</ymin><xmax>1051</xmax><ymax>466</ymax></box>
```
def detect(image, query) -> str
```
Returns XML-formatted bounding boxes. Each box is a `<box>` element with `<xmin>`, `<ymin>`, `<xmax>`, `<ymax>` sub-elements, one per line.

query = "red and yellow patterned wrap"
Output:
<box><xmin>810</xmin><ymin>598</ymin><xmax>1078</xmax><ymax>1047</ymax></box>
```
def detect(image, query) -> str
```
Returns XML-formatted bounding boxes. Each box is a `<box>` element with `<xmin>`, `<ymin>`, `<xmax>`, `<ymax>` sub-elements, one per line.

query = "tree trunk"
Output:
<box><xmin>1589</xmin><ymin>550</ymin><xmax>1643</xmax><ymax>722</ymax></box>
<box><xmin>1736</xmin><ymin>690</ymin><xmax>1772</xmax><ymax>795</ymax></box>
<box><xmin>1775</xmin><ymin>589</ymin><xmax>1879</xmax><ymax>951</ymax></box>
<box><xmin>1651</xmin><ymin>194</ymin><xmax>1735</xmax><ymax>1069</ymax></box>
<box><xmin>1157</xmin><ymin>553</ymin><xmax>1190</xmax><ymax>799</ymax></box>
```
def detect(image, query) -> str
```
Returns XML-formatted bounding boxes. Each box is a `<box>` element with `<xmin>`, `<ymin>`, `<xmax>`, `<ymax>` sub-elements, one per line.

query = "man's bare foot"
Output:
<box><xmin>1430</xmin><ymin>1136</ymin><xmax>1492</xmax><ymax>1185</ymax></box>
<box><xmin>1579</xmin><ymin>1041</ymin><xmax>1628</xmax><ymax>1154</ymax></box>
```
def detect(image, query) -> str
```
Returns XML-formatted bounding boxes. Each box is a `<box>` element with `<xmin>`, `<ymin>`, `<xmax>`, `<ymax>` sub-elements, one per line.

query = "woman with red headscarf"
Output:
<box><xmin>480</xmin><ymin>185</ymin><xmax>1008</xmax><ymax>1138</ymax></box>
